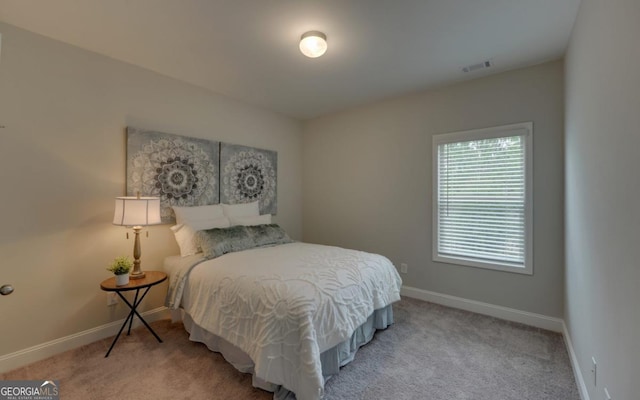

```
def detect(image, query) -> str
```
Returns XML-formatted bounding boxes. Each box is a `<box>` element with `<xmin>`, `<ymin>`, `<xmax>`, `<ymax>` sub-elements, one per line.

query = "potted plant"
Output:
<box><xmin>107</xmin><ymin>256</ymin><xmax>133</xmax><ymax>286</ymax></box>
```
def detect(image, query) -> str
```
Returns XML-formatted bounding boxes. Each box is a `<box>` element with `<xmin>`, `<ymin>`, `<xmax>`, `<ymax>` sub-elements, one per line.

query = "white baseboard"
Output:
<box><xmin>400</xmin><ymin>285</ymin><xmax>564</xmax><ymax>332</ymax></box>
<box><xmin>0</xmin><ymin>306</ymin><xmax>170</xmax><ymax>374</ymax></box>
<box><xmin>562</xmin><ymin>321</ymin><xmax>590</xmax><ymax>400</ymax></box>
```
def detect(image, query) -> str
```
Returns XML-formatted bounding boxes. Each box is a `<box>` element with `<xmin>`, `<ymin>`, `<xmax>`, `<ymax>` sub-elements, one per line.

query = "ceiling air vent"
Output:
<box><xmin>462</xmin><ymin>60</ymin><xmax>493</xmax><ymax>73</ymax></box>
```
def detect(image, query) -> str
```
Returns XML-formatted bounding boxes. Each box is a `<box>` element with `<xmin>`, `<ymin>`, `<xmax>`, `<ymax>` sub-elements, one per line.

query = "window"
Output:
<box><xmin>432</xmin><ymin>122</ymin><xmax>533</xmax><ymax>274</ymax></box>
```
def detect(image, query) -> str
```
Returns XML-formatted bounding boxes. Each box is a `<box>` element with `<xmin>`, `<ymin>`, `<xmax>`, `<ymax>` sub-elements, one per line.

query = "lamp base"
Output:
<box><xmin>130</xmin><ymin>271</ymin><xmax>146</xmax><ymax>280</ymax></box>
<box><xmin>131</xmin><ymin>226</ymin><xmax>145</xmax><ymax>279</ymax></box>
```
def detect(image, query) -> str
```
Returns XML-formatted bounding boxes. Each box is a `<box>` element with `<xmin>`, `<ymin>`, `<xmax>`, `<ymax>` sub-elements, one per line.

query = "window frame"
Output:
<box><xmin>432</xmin><ymin>122</ymin><xmax>533</xmax><ymax>275</ymax></box>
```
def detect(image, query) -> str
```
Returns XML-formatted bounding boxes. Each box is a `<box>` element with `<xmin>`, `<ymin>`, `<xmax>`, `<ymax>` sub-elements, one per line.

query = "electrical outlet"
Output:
<box><xmin>592</xmin><ymin>357</ymin><xmax>597</xmax><ymax>386</ymax></box>
<box><xmin>400</xmin><ymin>263</ymin><xmax>408</xmax><ymax>274</ymax></box>
<box><xmin>107</xmin><ymin>292</ymin><xmax>118</xmax><ymax>306</ymax></box>
<box><xmin>603</xmin><ymin>387</ymin><xmax>611</xmax><ymax>400</ymax></box>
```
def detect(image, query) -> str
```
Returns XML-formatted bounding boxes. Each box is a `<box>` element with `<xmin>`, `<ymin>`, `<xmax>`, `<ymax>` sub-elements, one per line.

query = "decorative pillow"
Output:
<box><xmin>230</xmin><ymin>214</ymin><xmax>272</xmax><ymax>226</ymax></box>
<box><xmin>170</xmin><ymin>217</ymin><xmax>231</xmax><ymax>257</ymax></box>
<box><xmin>246</xmin><ymin>224</ymin><xmax>293</xmax><ymax>247</ymax></box>
<box><xmin>173</xmin><ymin>204</ymin><xmax>224</xmax><ymax>225</ymax></box>
<box><xmin>221</xmin><ymin>201</ymin><xmax>260</xmax><ymax>218</ymax></box>
<box><xmin>196</xmin><ymin>225</ymin><xmax>256</xmax><ymax>259</ymax></box>
<box><xmin>195</xmin><ymin>224</ymin><xmax>293</xmax><ymax>260</ymax></box>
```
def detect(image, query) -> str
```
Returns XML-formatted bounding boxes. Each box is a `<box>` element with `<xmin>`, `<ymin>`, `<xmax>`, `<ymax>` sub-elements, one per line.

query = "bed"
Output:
<box><xmin>163</xmin><ymin>204</ymin><xmax>402</xmax><ymax>400</ymax></box>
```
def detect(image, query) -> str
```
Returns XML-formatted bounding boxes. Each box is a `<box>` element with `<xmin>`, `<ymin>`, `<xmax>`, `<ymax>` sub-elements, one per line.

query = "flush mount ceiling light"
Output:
<box><xmin>299</xmin><ymin>31</ymin><xmax>327</xmax><ymax>58</ymax></box>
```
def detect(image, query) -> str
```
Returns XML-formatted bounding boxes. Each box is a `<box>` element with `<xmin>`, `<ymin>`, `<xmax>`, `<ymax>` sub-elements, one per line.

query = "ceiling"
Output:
<box><xmin>0</xmin><ymin>0</ymin><xmax>580</xmax><ymax>120</ymax></box>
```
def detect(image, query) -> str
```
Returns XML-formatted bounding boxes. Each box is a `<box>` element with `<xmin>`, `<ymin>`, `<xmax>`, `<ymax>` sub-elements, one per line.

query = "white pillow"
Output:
<box><xmin>221</xmin><ymin>201</ymin><xmax>260</xmax><ymax>218</ymax></box>
<box><xmin>173</xmin><ymin>204</ymin><xmax>224</xmax><ymax>225</ymax></box>
<box><xmin>170</xmin><ymin>224</ymin><xmax>198</xmax><ymax>257</ymax></box>
<box><xmin>170</xmin><ymin>216</ymin><xmax>231</xmax><ymax>257</ymax></box>
<box><xmin>230</xmin><ymin>214</ymin><xmax>272</xmax><ymax>226</ymax></box>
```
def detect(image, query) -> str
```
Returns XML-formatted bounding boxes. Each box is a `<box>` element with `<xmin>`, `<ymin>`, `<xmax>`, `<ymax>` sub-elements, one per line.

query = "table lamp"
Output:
<box><xmin>113</xmin><ymin>193</ymin><xmax>161</xmax><ymax>279</ymax></box>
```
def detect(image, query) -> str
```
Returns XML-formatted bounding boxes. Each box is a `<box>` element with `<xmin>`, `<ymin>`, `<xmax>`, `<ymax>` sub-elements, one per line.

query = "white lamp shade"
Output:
<box><xmin>299</xmin><ymin>31</ymin><xmax>327</xmax><ymax>58</ymax></box>
<box><xmin>113</xmin><ymin>197</ymin><xmax>161</xmax><ymax>226</ymax></box>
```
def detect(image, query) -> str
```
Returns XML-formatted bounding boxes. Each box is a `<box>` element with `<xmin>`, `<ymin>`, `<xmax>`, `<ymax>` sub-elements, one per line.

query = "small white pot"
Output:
<box><xmin>115</xmin><ymin>273</ymin><xmax>130</xmax><ymax>286</ymax></box>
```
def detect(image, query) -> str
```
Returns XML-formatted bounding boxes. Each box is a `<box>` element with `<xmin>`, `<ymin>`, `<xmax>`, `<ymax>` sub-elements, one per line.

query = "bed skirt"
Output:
<box><xmin>179</xmin><ymin>305</ymin><xmax>394</xmax><ymax>399</ymax></box>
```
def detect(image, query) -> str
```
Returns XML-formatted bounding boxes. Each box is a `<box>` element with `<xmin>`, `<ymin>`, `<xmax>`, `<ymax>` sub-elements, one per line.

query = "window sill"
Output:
<box><xmin>433</xmin><ymin>255</ymin><xmax>533</xmax><ymax>275</ymax></box>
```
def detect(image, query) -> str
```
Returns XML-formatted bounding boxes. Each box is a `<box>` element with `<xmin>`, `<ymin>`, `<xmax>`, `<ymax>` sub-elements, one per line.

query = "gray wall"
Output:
<box><xmin>302</xmin><ymin>61</ymin><xmax>565</xmax><ymax>317</ymax></box>
<box><xmin>565</xmin><ymin>0</ymin><xmax>640</xmax><ymax>398</ymax></box>
<box><xmin>0</xmin><ymin>22</ymin><xmax>302</xmax><ymax>357</ymax></box>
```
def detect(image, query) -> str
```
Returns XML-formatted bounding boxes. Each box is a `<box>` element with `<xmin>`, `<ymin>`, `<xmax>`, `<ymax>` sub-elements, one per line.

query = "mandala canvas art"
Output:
<box><xmin>127</xmin><ymin>127</ymin><xmax>220</xmax><ymax>223</ymax></box>
<box><xmin>220</xmin><ymin>143</ymin><xmax>277</xmax><ymax>215</ymax></box>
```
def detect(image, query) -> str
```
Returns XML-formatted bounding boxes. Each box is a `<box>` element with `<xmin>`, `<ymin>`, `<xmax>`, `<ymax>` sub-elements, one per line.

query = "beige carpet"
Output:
<box><xmin>1</xmin><ymin>298</ymin><xmax>579</xmax><ymax>399</ymax></box>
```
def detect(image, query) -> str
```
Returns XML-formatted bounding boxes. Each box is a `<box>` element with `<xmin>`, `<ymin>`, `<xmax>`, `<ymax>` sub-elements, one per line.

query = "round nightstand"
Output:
<box><xmin>100</xmin><ymin>271</ymin><xmax>167</xmax><ymax>357</ymax></box>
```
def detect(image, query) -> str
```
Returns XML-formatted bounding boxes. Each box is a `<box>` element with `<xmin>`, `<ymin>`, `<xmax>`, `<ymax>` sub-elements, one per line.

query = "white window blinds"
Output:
<box><xmin>433</xmin><ymin>123</ymin><xmax>532</xmax><ymax>273</ymax></box>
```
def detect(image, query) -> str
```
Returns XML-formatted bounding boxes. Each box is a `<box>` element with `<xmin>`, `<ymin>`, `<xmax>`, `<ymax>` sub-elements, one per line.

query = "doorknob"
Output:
<box><xmin>0</xmin><ymin>284</ymin><xmax>14</xmax><ymax>296</ymax></box>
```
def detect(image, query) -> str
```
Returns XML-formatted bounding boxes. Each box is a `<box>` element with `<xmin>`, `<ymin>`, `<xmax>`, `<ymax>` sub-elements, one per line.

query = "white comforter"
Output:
<box><xmin>165</xmin><ymin>242</ymin><xmax>402</xmax><ymax>400</ymax></box>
